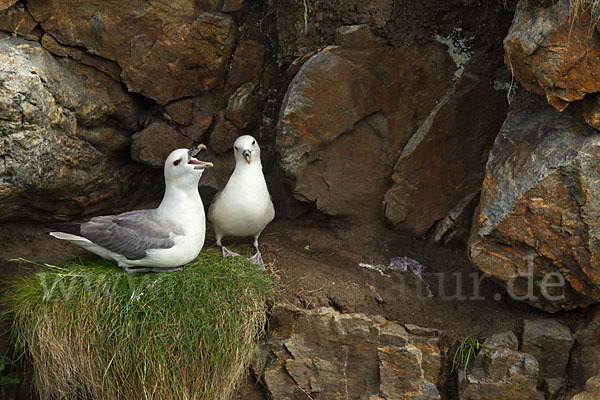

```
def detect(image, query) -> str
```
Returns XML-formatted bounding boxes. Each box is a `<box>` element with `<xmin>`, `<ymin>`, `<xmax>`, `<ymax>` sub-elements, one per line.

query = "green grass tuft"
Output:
<box><xmin>451</xmin><ymin>337</ymin><xmax>494</xmax><ymax>376</ymax></box>
<box><xmin>2</xmin><ymin>247</ymin><xmax>277</xmax><ymax>400</ymax></box>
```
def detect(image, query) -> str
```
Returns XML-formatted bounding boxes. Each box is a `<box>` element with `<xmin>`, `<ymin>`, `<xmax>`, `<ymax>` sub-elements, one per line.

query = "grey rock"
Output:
<box><xmin>0</xmin><ymin>35</ymin><xmax>157</xmax><ymax>221</ymax></box>
<box><xmin>484</xmin><ymin>330</ymin><xmax>518</xmax><ymax>351</ymax></box>
<box><xmin>521</xmin><ymin>319</ymin><xmax>573</xmax><ymax>379</ymax></box>
<box><xmin>469</xmin><ymin>92</ymin><xmax>600</xmax><ymax>312</ymax></box>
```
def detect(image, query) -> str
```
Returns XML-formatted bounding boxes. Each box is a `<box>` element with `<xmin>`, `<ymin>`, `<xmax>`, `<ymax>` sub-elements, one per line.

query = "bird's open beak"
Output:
<box><xmin>188</xmin><ymin>159</ymin><xmax>213</xmax><ymax>169</ymax></box>
<box><xmin>187</xmin><ymin>144</ymin><xmax>212</xmax><ymax>169</ymax></box>
<box><xmin>242</xmin><ymin>149</ymin><xmax>251</xmax><ymax>165</ymax></box>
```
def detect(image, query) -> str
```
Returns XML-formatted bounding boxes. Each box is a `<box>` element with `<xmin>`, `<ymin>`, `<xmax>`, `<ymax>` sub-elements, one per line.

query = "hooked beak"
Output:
<box><xmin>188</xmin><ymin>143</ymin><xmax>207</xmax><ymax>158</ymax></box>
<box><xmin>242</xmin><ymin>149</ymin><xmax>251</xmax><ymax>165</ymax></box>
<box><xmin>187</xmin><ymin>144</ymin><xmax>213</xmax><ymax>169</ymax></box>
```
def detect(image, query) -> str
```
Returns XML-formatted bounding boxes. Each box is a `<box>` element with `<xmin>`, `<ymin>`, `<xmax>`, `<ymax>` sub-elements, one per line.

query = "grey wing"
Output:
<box><xmin>80</xmin><ymin>210</ymin><xmax>181</xmax><ymax>260</ymax></box>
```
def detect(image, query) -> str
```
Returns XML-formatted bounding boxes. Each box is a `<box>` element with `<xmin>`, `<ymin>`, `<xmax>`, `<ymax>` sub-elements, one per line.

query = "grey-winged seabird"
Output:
<box><xmin>49</xmin><ymin>145</ymin><xmax>213</xmax><ymax>273</ymax></box>
<box><xmin>208</xmin><ymin>135</ymin><xmax>274</xmax><ymax>266</ymax></box>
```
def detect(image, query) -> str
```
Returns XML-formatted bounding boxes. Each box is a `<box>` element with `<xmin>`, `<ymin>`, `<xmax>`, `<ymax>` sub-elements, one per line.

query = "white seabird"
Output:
<box><xmin>208</xmin><ymin>135</ymin><xmax>274</xmax><ymax>265</ymax></box>
<box><xmin>49</xmin><ymin>145</ymin><xmax>213</xmax><ymax>273</ymax></box>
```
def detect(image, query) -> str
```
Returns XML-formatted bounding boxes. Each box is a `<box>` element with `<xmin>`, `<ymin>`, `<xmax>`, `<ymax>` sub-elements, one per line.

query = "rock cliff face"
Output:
<box><xmin>504</xmin><ymin>0</ymin><xmax>600</xmax><ymax>112</ymax></box>
<box><xmin>256</xmin><ymin>305</ymin><xmax>443</xmax><ymax>400</ymax></box>
<box><xmin>28</xmin><ymin>0</ymin><xmax>236</xmax><ymax>105</ymax></box>
<box><xmin>277</xmin><ymin>34</ymin><xmax>508</xmax><ymax>232</ymax></box>
<box><xmin>0</xmin><ymin>34</ymin><xmax>157</xmax><ymax>221</ymax></box>
<box><xmin>0</xmin><ymin>0</ymin><xmax>260</xmax><ymax>220</ymax></box>
<box><xmin>468</xmin><ymin>0</ymin><xmax>600</xmax><ymax>312</ymax></box>
<box><xmin>469</xmin><ymin>93</ymin><xmax>600</xmax><ymax>312</ymax></box>
<box><xmin>277</xmin><ymin>42</ymin><xmax>455</xmax><ymax>222</ymax></box>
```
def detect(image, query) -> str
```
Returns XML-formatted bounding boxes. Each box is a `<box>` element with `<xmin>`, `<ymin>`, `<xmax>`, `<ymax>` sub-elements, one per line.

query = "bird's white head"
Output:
<box><xmin>233</xmin><ymin>135</ymin><xmax>261</xmax><ymax>166</ymax></box>
<box><xmin>164</xmin><ymin>145</ymin><xmax>213</xmax><ymax>187</ymax></box>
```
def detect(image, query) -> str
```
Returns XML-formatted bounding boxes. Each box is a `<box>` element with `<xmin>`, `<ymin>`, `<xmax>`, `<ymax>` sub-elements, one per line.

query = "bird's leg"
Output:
<box><xmin>217</xmin><ymin>237</ymin><xmax>240</xmax><ymax>258</ymax></box>
<box><xmin>248</xmin><ymin>237</ymin><xmax>265</xmax><ymax>268</ymax></box>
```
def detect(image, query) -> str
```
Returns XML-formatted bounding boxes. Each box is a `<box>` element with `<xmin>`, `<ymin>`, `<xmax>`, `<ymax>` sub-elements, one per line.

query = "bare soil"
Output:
<box><xmin>0</xmin><ymin>216</ymin><xmax>589</xmax><ymax>399</ymax></box>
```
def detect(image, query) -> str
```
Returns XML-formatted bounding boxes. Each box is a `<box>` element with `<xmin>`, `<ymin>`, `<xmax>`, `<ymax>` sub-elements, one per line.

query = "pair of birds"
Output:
<box><xmin>49</xmin><ymin>135</ymin><xmax>274</xmax><ymax>272</ymax></box>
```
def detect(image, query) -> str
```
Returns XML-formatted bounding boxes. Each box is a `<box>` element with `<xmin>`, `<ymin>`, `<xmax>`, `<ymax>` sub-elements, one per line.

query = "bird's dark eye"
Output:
<box><xmin>252</xmin><ymin>140</ymin><xmax>255</xmax><ymax>145</ymax></box>
<box><xmin>234</xmin><ymin>146</ymin><xmax>239</xmax><ymax>151</ymax></box>
<box><xmin>173</xmin><ymin>159</ymin><xmax>181</xmax><ymax>166</ymax></box>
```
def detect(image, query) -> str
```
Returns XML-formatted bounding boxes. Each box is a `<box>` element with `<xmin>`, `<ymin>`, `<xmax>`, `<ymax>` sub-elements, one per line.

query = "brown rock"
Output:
<box><xmin>469</xmin><ymin>92</ymin><xmax>600</xmax><ymax>312</ymax></box>
<box><xmin>41</xmin><ymin>33</ymin><xmax>121</xmax><ymax>82</ymax></box>
<box><xmin>276</xmin><ymin>44</ymin><xmax>455</xmax><ymax>222</ymax></box>
<box><xmin>165</xmin><ymin>99</ymin><xmax>195</xmax><ymax>126</ymax></box>
<box><xmin>77</xmin><ymin>126</ymin><xmax>130</xmax><ymax>153</ymax></box>
<box><xmin>504</xmin><ymin>0</ymin><xmax>600</xmax><ymax>111</ymax></box>
<box><xmin>0</xmin><ymin>0</ymin><xmax>17</xmax><ymax>11</ymax></box>
<box><xmin>541</xmin><ymin>377</ymin><xmax>565</xmax><ymax>400</ymax></box>
<box><xmin>225</xmin><ymin>82</ymin><xmax>262</xmax><ymax>130</ymax></box>
<box><xmin>209</xmin><ymin>113</ymin><xmax>240</xmax><ymax>154</ymax></box>
<box><xmin>383</xmin><ymin>73</ymin><xmax>507</xmax><ymax>236</ymax></box>
<box><xmin>572</xmin><ymin>376</ymin><xmax>600</xmax><ymax>400</ymax></box>
<box><xmin>570</xmin><ymin>345</ymin><xmax>600</xmax><ymax>388</ymax></box>
<box><xmin>258</xmin><ymin>304</ymin><xmax>442</xmax><ymax>399</ymax></box>
<box><xmin>179</xmin><ymin>94</ymin><xmax>216</xmax><ymax>142</ymax></box>
<box><xmin>29</xmin><ymin>0</ymin><xmax>236</xmax><ymax>104</ymax></box>
<box><xmin>285</xmin><ymin>53</ymin><xmax>313</xmax><ymax>77</ymax></box>
<box><xmin>583</xmin><ymin>93</ymin><xmax>600</xmax><ymax>131</ymax></box>
<box><xmin>0</xmin><ymin>6</ymin><xmax>37</xmax><ymax>38</ymax></box>
<box><xmin>335</xmin><ymin>24</ymin><xmax>384</xmax><ymax>48</ymax></box>
<box><xmin>196</xmin><ymin>150</ymin><xmax>234</xmax><ymax>200</ymax></box>
<box><xmin>432</xmin><ymin>191</ymin><xmax>479</xmax><ymax>245</ymax></box>
<box><xmin>221</xmin><ymin>0</ymin><xmax>244</xmax><ymax>13</ymax></box>
<box><xmin>575</xmin><ymin>305</ymin><xmax>600</xmax><ymax>346</ymax></box>
<box><xmin>521</xmin><ymin>319</ymin><xmax>573</xmax><ymax>379</ymax></box>
<box><xmin>57</xmin><ymin>57</ymin><xmax>142</xmax><ymax>131</ymax></box>
<box><xmin>293</xmin><ymin>112</ymin><xmax>390</xmax><ymax>220</ymax></box>
<box><xmin>226</xmin><ymin>40</ymin><xmax>265</xmax><ymax>91</ymax></box>
<box><xmin>131</xmin><ymin>121</ymin><xmax>193</xmax><ymax>168</ymax></box>
<box><xmin>459</xmin><ymin>332</ymin><xmax>545</xmax><ymax>400</ymax></box>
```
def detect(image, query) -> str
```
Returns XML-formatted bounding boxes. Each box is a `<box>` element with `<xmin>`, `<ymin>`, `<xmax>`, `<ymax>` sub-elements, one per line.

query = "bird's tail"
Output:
<box><xmin>44</xmin><ymin>223</ymin><xmax>82</xmax><ymax>236</ymax></box>
<box><xmin>48</xmin><ymin>231</ymin><xmax>88</xmax><ymax>242</ymax></box>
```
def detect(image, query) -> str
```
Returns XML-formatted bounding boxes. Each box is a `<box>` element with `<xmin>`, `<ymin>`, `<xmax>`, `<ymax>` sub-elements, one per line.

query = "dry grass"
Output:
<box><xmin>2</xmin><ymin>247</ymin><xmax>277</xmax><ymax>400</ymax></box>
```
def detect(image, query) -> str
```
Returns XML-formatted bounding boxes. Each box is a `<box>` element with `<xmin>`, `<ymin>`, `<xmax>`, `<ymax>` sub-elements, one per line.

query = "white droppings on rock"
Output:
<box><xmin>359</xmin><ymin>257</ymin><xmax>433</xmax><ymax>297</ymax></box>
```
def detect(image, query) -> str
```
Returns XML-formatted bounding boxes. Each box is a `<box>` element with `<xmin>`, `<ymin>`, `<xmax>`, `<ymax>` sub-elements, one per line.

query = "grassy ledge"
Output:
<box><xmin>2</xmin><ymin>247</ymin><xmax>277</xmax><ymax>400</ymax></box>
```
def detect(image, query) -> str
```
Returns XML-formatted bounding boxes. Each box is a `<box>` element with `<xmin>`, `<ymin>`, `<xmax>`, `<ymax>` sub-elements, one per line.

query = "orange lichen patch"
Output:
<box><xmin>505</xmin><ymin>2</ymin><xmax>600</xmax><ymax>111</ymax></box>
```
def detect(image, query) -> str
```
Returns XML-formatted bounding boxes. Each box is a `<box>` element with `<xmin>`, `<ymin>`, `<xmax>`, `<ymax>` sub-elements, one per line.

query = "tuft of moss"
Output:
<box><xmin>2</xmin><ymin>247</ymin><xmax>277</xmax><ymax>400</ymax></box>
